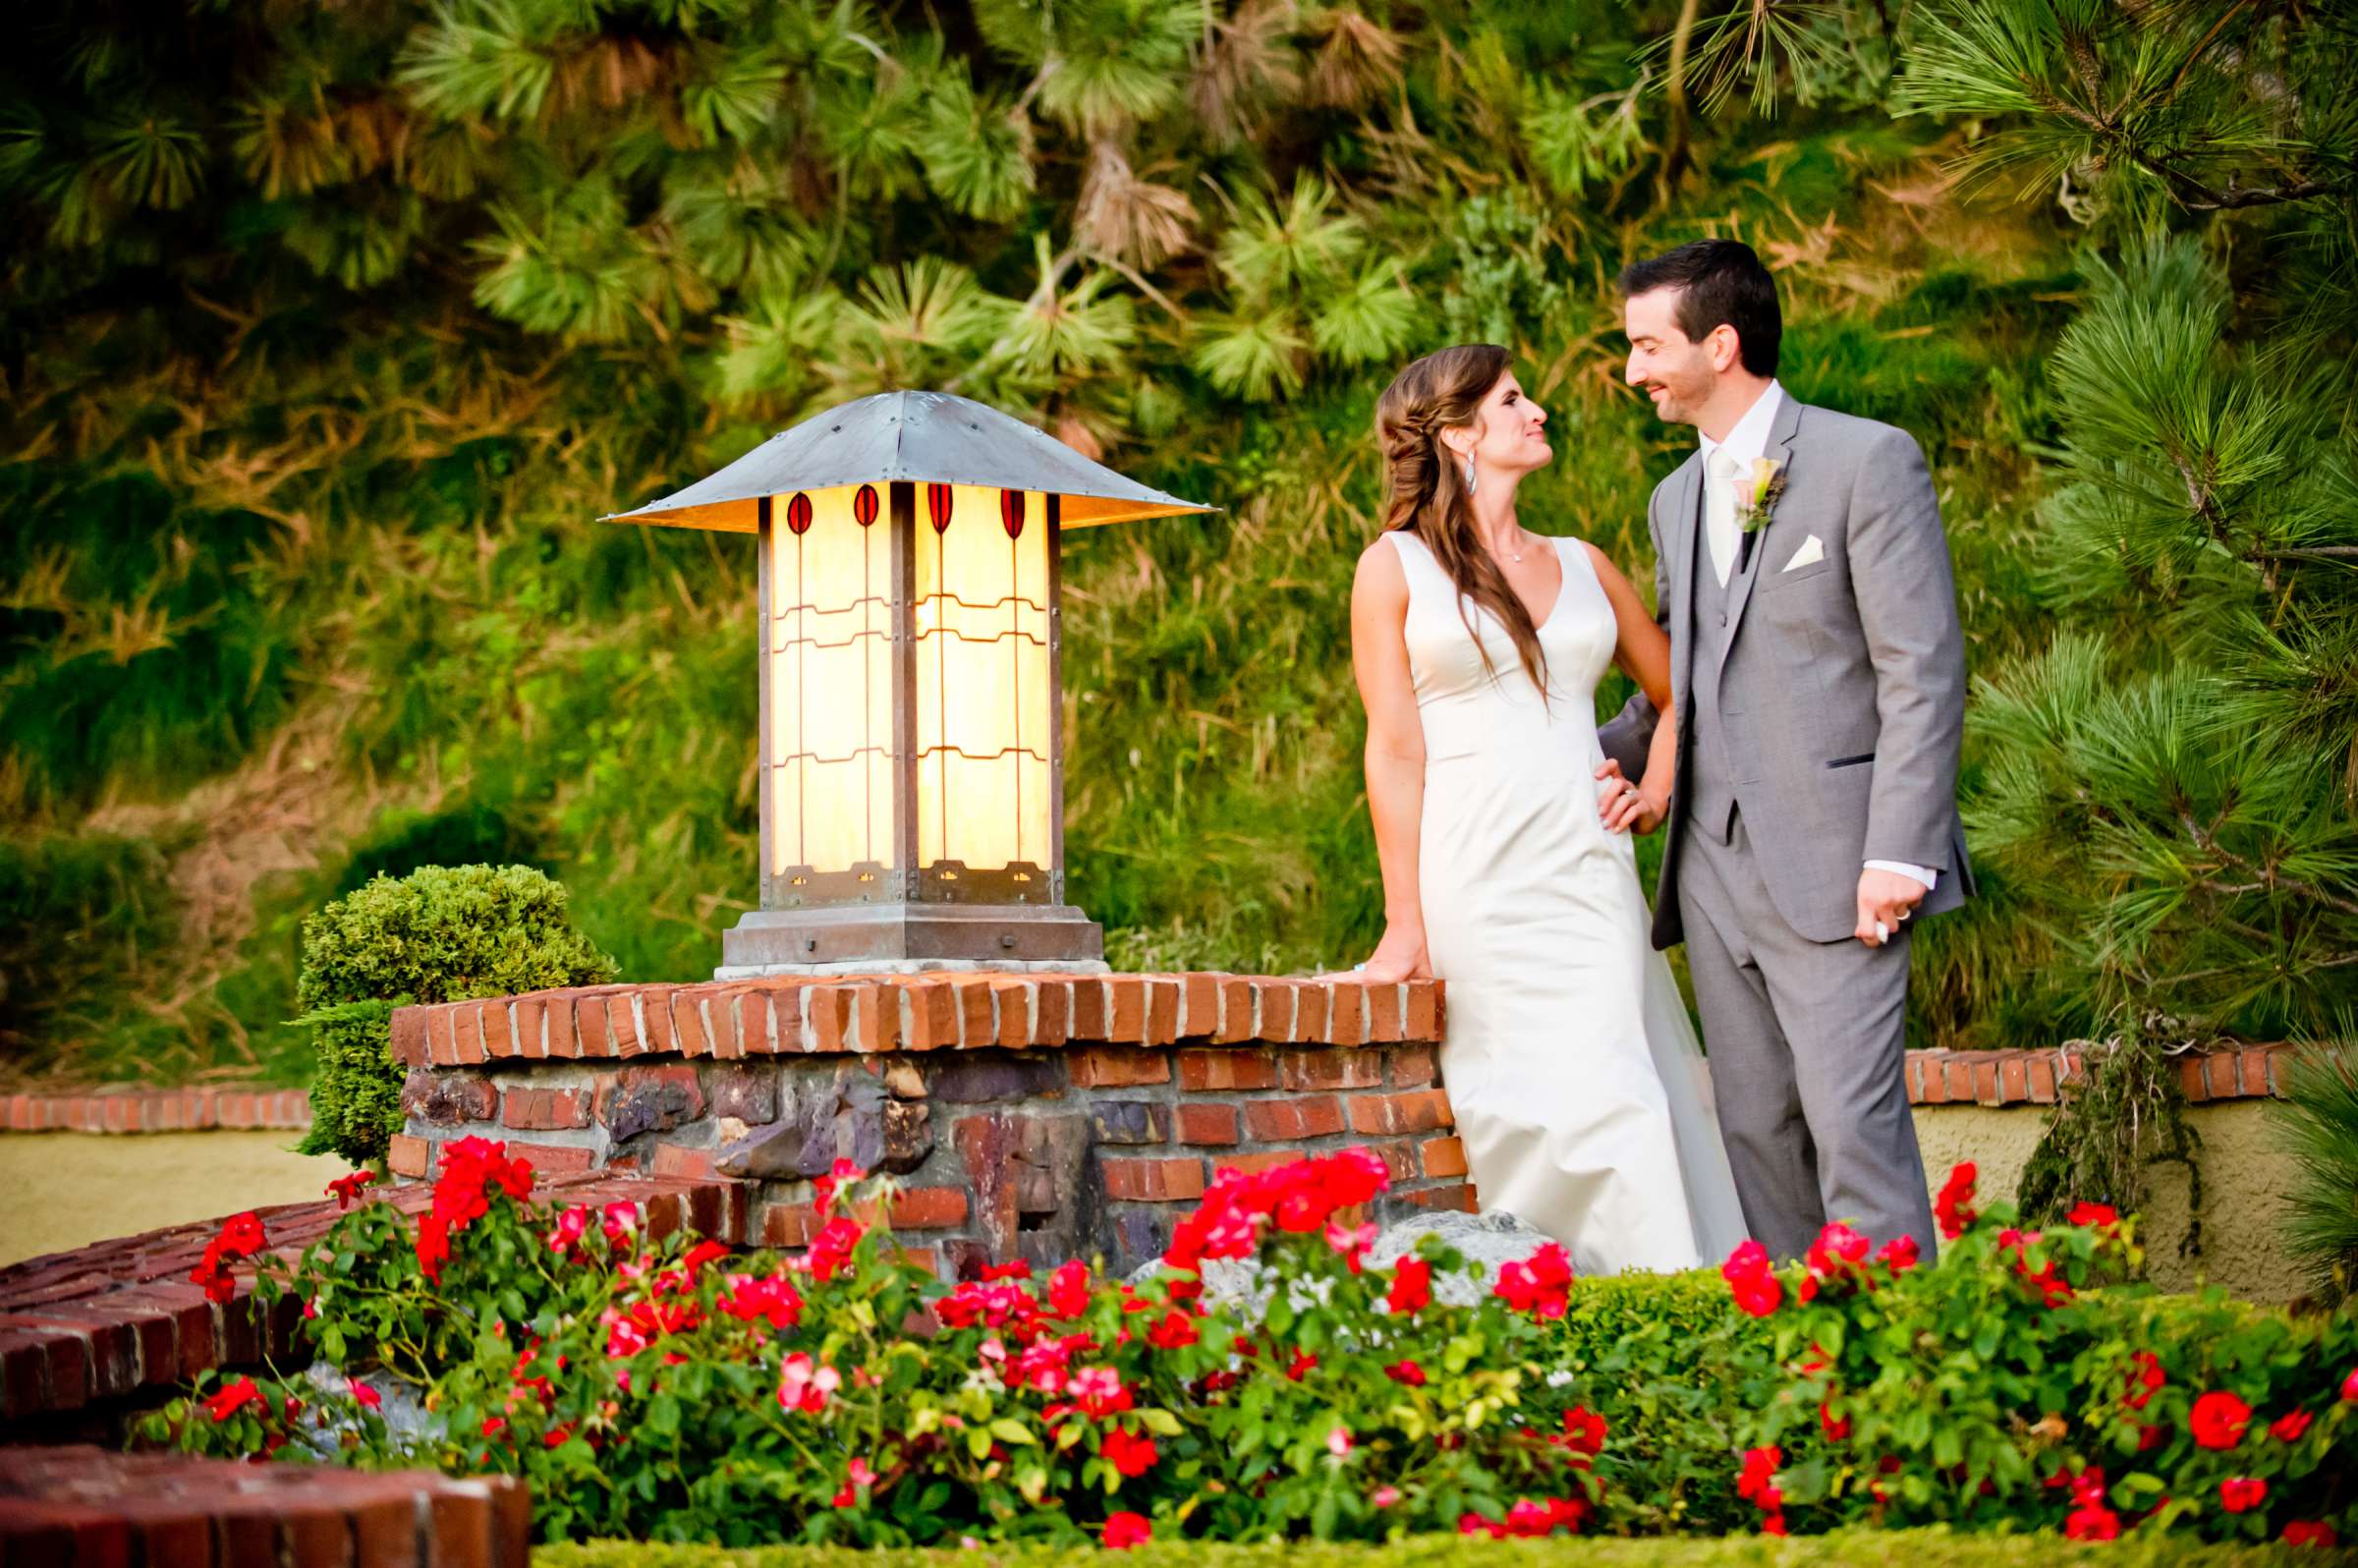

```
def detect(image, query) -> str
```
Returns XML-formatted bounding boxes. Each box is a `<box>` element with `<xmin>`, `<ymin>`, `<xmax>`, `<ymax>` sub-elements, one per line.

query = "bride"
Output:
<box><xmin>1349</xmin><ymin>343</ymin><xmax>1747</xmax><ymax>1275</ymax></box>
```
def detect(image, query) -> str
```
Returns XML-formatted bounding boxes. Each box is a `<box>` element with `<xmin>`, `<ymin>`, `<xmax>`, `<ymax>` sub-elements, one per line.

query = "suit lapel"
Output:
<box><xmin>1667</xmin><ymin>453</ymin><xmax>1703</xmax><ymax>708</ymax></box>
<box><xmin>1721</xmin><ymin>394</ymin><xmax>1804</xmax><ymax>648</ymax></box>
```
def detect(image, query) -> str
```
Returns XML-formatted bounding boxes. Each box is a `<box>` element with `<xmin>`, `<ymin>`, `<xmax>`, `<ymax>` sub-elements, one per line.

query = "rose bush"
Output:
<box><xmin>144</xmin><ymin>1146</ymin><xmax>2358</xmax><ymax>1550</ymax></box>
<box><xmin>1718</xmin><ymin>1167</ymin><xmax>2358</xmax><ymax>1547</ymax></box>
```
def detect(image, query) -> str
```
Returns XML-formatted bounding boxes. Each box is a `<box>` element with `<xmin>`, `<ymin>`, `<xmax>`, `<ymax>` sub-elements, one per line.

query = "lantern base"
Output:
<box><xmin>716</xmin><ymin>902</ymin><xmax>1106</xmax><ymax>975</ymax></box>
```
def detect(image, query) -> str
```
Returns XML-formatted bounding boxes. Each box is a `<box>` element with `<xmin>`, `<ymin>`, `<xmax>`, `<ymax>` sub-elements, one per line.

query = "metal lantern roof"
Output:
<box><xmin>603</xmin><ymin>390</ymin><xmax>1215</xmax><ymax>532</ymax></box>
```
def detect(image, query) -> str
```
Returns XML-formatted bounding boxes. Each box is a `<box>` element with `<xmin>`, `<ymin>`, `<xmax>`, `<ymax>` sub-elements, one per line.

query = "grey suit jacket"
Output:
<box><xmin>1600</xmin><ymin>396</ymin><xmax>1975</xmax><ymax>948</ymax></box>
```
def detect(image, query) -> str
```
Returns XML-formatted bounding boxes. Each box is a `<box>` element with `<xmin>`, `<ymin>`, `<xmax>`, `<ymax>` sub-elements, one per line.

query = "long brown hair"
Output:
<box><xmin>1374</xmin><ymin>344</ymin><xmax>1547</xmax><ymax>694</ymax></box>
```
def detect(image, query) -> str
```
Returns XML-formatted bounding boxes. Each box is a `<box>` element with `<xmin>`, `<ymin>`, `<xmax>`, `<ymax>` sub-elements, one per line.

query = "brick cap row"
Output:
<box><xmin>2</xmin><ymin>1090</ymin><xmax>311</xmax><ymax>1136</ymax></box>
<box><xmin>0</xmin><ymin>1445</ymin><xmax>530</xmax><ymax>1567</ymax></box>
<box><xmin>1906</xmin><ymin>1042</ymin><xmax>2297</xmax><ymax>1109</ymax></box>
<box><xmin>393</xmin><ymin>972</ymin><xmax>1445</xmax><ymax>1070</ymax></box>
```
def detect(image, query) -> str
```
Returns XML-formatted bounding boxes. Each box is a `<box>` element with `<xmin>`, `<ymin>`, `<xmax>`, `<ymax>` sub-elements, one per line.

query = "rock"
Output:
<box><xmin>1366</xmin><ymin>1208</ymin><xmax>1552</xmax><ymax>1306</ymax></box>
<box><xmin>295</xmin><ymin>1362</ymin><xmax>442</xmax><ymax>1459</ymax></box>
<box><xmin>597</xmin><ymin>1066</ymin><xmax>705</xmax><ymax>1143</ymax></box>
<box><xmin>709</xmin><ymin>1069</ymin><xmax>778</xmax><ymax>1126</ymax></box>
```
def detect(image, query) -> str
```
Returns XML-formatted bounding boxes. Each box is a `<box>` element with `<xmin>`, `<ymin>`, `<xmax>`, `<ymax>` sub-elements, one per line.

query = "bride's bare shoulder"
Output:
<box><xmin>1353</xmin><ymin>531</ymin><xmax>1410</xmax><ymax>604</ymax></box>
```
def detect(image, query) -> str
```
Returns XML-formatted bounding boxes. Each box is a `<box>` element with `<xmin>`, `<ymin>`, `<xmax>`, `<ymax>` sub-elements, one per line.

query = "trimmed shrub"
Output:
<box><xmin>295</xmin><ymin>864</ymin><xmax>616</xmax><ymax>1163</ymax></box>
<box><xmin>533</xmin><ymin>1531</ymin><xmax>2318</xmax><ymax>1567</ymax></box>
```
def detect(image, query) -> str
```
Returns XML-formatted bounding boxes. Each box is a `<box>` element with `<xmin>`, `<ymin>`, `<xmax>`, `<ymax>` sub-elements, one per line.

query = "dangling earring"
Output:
<box><xmin>1462</xmin><ymin>454</ymin><xmax>1478</xmax><ymax>495</ymax></box>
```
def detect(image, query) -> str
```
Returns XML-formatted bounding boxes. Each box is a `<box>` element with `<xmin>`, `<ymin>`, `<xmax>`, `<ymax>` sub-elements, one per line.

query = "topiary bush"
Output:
<box><xmin>294</xmin><ymin>864</ymin><xmax>617</xmax><ymax>1164</ymax></box>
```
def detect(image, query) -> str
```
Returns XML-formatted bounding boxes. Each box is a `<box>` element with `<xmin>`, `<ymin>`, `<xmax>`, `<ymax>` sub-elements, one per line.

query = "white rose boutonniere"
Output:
<box><xmin>1733</xmin><ymin>456</ymin><xmax>1788</xmax><ymax>573</ymax></box>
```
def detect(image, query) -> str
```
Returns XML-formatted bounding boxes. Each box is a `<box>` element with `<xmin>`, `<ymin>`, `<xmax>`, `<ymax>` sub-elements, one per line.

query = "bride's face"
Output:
<box><xmin>1623</xmin><ymin>287</ymin><xmax>1718</xmax><ymax>425</ymax></box>
<box><xmin>1452</xmin><ymin>372</ymin><xmax>1551</xmax><ymax>478</ymax></box>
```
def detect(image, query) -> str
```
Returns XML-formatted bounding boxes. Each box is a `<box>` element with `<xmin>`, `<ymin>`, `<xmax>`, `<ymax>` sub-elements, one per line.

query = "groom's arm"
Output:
<box><xmin>1849</xmin><ymin>426</ymin><xmax>1967</xmax><ymax>871</ymax></box>
<box><xmin>1597</xmin><ymin>487</ymin><xmax>1669</xmax><ymax>777</ymax></box>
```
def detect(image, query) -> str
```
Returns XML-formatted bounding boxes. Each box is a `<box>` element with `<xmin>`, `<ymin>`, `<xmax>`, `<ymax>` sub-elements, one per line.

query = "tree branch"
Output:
<box><xmin>2177</xmin><ymin>808</ymin><xmax>2358</xmax><ymax>920</ymax></box>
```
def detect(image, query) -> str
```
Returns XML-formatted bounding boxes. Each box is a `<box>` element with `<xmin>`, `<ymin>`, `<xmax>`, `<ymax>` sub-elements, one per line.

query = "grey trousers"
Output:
<box><xmin>1676</xmin><ymin>810</ymin><xmax>1937</xmax><ymax>1261</ymax></box>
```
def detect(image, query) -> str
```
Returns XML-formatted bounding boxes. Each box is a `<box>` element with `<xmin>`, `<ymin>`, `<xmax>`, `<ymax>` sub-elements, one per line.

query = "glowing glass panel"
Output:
<box><xmin>766</xmin><ymin>485</ymin><xmax>895</xmax><ymax>880</ymax></box>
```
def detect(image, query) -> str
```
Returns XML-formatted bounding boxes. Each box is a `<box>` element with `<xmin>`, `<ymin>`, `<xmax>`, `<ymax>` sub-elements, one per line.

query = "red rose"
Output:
<box><xmin>2219</xmin><ymin>1477</ymin><xmax>2267</xmax><ymax>1513</ymax></box>
<box><xmin>1101</xmin><ymin>1512</ymin><xmax>1151</xmax><ymax>1549</ymax></box>
<box><xmin>204</xmin><ymin>1376</ymin><xmax>263</xmax><ymax>1423</ymax></box>
<box><xmin>326</xmin><ymin>1170</ymin><xmax>376</xmax><ymax>1209</ymax></box>
<box><xmin>2284</xmin><ymin>1522</ymin><xmax>2338</xmax><ymax>1548</ymax></box>
<box><xmin>1721</xmin><ymin>1240</ymin><xmax>1782</xmax><ymax>1317</ymax></box>
<box><xmin>1384</xmin><ymin>1359</ymin><xmax>1427</xmax><ymax>1387</ymax></box>
<box><xmin>1821</xmin><ymin>1400</ymin><xmax>1851</xmax><ymax>1441</ymax></box>
<box><xmin>2065</xmin><ymin>1504</ymin><xmax>2121</xmax><ymax>1541</ymax></box>
<box><xmin>2341</xmin><ymin>1367</ymin><xmax>2358</xmax><ymax>1403</ymax></box>
<box><xmin>1100</xmin><ymin>1428</ymin><xmax>1157</xmax><ymax>1479</ymax></box>
<box><xmin>1736</xmin><ymin>1446</ymin><xmax>1781</xmax><ymax>1505</ymax></box>
<box><xmin>2191</xmin><ymin>1390</ymin><xmax>2253</xmax><ymax>1450</ymax></box>
<box><xmin>2068</xmin><ymin>1202</ymin><xmax>2118</xmax><ymax>1229</ymax></box>
<box><xmin>1146</xmin><ymin>1310</ymin><xmax>1198</xmax><ymax>1350</ymax></box>
<box><xmin>1385</xmin><ymin>1257</ymin><xmax>1432</xmax><ymax>1315</ymax></box>
<box><xmin>2271</xmin><ymin>1410</ymin><xmax>2314</xmax><ymax>1442</ymax></box>
<box><xmin>1559</xmin><ymin>1406</ymin><xmax>1606</xmax><ymax>1456</ymax></box>
<box><xmin>2123</xmin><ymin>1351</ymin><xmax>2165</xmax><ymax>1411</ymax></box>
<box><xmin>1935</xmin><ymin>1162</ymin><xmax>1978</xmax><ymax>1240</ymax></box>
<box><xmin>1048</xmin><ymin>1260</ymin><xmax>1092</xmax><ymax>1318</ymax></box>
<box><xmin>1878</xmin><ymin>1235</ymin><xmax>1920</xmax><ymax>1273</ymax></box>
<box><xmin>1493</xmin><ymin>1243</ymin><xmax>1573</xmax><ymax>1318</ymax></box>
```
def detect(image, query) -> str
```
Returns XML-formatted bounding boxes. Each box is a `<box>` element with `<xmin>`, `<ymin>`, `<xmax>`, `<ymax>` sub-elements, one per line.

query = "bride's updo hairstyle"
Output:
<box><xmin>1374</xmin><ymin>344</ymin><xmax>1547</xmax><ymax>695</ymax></box>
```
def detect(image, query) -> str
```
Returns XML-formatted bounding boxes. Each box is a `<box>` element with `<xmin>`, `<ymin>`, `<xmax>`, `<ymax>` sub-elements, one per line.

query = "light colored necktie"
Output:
<box><xmin>1705</xmin><ymin>447</ymin><xmax>1741</xmax><ymax>588</ymax></box>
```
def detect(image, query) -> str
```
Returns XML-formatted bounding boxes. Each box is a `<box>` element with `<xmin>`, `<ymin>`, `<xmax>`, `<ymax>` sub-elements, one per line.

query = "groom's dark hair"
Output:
<box><xmin>1618</xmin><ymin>240</ymin><xmax>1781</xmax><ymax>377</ymax></box>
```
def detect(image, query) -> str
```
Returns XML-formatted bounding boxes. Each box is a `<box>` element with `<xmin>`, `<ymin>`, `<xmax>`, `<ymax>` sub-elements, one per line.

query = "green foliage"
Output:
<box><xmin>1879</xmin><ymin>4</ymin><xmax>2358</xmax><ymax>1218</ymax></box>
<box><xmin>146</xmin><ymin>1146</ymin><xmax>2358</xmax><ymax>1548</ymax></box>
<box><xmin>295</xmin><ymin>865</ymin><xmax>616</xmax><ymax>1161</ymax></box>
<box><xmin>0</xmin><ymin>832</ymin><xmax>176</xmax><ymax>1080</ymax></box>
<box><xmin>1737</xmin><ymin>1182</ymin><xmax>2358</xmax><ymax>1541</ymax></box>
<box><xmin>2276</xmin><ymin>1041</ymin><xmax>2358</xmax><ymax>1307</ymax></box>
<box><xmin>0</xmin><ymin>0</ymin><xmax>2091</xmax><ymax>1089</ymax></box>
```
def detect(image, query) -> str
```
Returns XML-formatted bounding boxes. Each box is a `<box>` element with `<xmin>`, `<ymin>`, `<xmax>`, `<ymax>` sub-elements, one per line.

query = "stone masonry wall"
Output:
<box><xmin>391</xmin><ymin>973</ymin><xmax>1458</xmax><ymax>1279</ymax></box>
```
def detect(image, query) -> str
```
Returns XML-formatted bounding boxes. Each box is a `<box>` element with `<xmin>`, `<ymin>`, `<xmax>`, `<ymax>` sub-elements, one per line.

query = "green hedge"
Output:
<box><xmin>537</xmin><ymin>1530</ymin><xmax>2313</xmax><ymax>1567</ymax></box>
<box><xmin>295</xmin><ymin>864</ymin><xmax>616</xmax><ymax>1163</ymax></box>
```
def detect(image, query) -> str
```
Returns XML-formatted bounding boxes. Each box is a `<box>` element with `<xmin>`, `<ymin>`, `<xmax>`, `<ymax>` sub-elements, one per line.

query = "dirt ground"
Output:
<box><xmin>0</xmin><ymin>1132</ymin><xmax>349</xmax><ymax>1267</ymax></box>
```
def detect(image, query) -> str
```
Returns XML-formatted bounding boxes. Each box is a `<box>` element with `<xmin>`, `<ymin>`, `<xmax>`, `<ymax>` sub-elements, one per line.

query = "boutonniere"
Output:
<box><xmin>1734</xmin><ymin>457</ymin><xmax>1788</xmax><ymax>572</ymax></box>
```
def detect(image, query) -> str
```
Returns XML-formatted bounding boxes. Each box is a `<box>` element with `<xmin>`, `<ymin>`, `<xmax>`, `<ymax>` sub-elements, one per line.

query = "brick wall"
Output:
<box><xmin>392</xmin><ymin>973</ymin><xmax>1459</xmax><ymax>1278</ymax></box>
<box><xmin>0</xmin><ymin>1168</ymin><xmax>743</xmax><ymax>1431</ymax></box>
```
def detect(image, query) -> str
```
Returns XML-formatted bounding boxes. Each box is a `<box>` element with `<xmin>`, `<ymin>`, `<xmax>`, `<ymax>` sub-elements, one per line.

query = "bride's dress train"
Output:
<box><xmin>1387</xmin><ymin>529</ymin><xmax>1746</xmax><ymax>1274</ymax></box>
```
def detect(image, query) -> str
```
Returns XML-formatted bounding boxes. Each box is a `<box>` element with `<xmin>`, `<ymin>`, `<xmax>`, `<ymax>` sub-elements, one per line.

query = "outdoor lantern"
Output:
<box><xmin>603</xmin><ymin>391</ymin><xmax>1213</xmax><ymax>973</ymax></box>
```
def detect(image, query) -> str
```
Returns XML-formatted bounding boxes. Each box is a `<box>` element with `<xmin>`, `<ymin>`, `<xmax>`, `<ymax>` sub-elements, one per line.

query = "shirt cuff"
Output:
<box><xmin>1865</xmin><ymin>860</ymin><xmax>1938</xmax><ymax>893</ymax></box>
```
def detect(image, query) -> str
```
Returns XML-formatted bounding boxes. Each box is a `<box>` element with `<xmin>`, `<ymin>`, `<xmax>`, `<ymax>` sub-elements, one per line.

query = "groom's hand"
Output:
<box><xmin>1855</xmin><ymin>868</ymin><xmax>1929</xmax><ymax>948</ymax></box>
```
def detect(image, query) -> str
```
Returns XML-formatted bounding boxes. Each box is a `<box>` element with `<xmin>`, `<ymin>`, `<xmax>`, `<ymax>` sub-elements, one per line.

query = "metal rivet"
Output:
<box><xmin>1000</xmin><ymin>934</ymin><xmax>1016</xmax><ymax>949</ymax></box>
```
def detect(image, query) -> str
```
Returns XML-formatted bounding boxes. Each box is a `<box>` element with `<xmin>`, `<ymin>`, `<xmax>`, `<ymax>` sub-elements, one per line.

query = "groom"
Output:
<box><xmin>1600</xmin><ymin>239</ymin><xmax>1970</xmax><ymax>1260</ymax></box>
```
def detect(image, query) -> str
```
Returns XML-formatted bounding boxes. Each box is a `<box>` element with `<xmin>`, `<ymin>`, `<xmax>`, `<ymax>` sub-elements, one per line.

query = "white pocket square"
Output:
<box><xmin>1781</xmin><ymin>534</ymin><xmax>1825</xmax><ymax>572</ymax></box>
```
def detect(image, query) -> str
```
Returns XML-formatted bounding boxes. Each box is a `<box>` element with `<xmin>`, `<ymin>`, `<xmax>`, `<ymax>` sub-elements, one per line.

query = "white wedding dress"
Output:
<box><xmin>1387</xmin><ymin>529</ymin><xmax>1747</xmax><ymax>1275</ymax></box>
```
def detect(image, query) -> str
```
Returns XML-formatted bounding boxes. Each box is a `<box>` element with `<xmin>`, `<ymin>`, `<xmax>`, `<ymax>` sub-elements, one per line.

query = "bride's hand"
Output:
<box><xmin>1595</xmin><ymin>759</ymin><xmax>1667</xmax><ymax>835</ymax></box>
<box><xmin>1356</xmin><ymin>922</ymin><xmax>1432</xmax><ymax>983</ymax></box>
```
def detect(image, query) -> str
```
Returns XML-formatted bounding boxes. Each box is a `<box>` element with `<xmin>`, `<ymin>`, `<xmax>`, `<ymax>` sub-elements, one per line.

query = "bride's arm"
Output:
<box><xmin>1588</xmin><ymin>543</ymin><xmax>1675</xmax><ymax>835</ymax></box>
<box><xmin>1350</xmin><ymin>537</ymin><xmax>1432</xmax><ymax>980</ymax></box>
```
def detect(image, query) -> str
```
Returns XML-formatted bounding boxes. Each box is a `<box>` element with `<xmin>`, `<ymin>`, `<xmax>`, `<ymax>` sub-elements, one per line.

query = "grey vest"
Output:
<box><xmin>1685</xmin><ymin>482</ymin><xmax>1752</xmax><ymax>844</ymax></box>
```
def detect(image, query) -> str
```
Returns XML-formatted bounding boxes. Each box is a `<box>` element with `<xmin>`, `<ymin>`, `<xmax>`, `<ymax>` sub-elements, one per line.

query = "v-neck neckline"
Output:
<box><xmin>1503</xmin><ymin>534</ymin><xmax>1568</xmax><ymax>634</ymax></box>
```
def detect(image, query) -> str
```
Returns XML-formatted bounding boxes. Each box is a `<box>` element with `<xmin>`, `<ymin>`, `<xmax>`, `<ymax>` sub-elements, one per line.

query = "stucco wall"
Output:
<box><xmin>1912</xmin><ymin>1097</ymin><xmax>2308</xmax><ymax>1302</ymax></box>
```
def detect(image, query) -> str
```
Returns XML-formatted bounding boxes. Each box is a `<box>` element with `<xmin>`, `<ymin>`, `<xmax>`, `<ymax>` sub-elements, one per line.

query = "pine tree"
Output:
<box><xmin>1891</xmin><ymin>1</ymin><xmax>2358</xmax><ymax>1218</ymax></box>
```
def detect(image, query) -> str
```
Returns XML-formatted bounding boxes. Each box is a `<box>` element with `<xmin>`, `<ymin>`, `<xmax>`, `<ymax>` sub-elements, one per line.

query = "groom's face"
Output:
<box><xmin>1622</xmin><ymin>288</ymin><xmax>1720</xmax><ymax>427</ymax></box>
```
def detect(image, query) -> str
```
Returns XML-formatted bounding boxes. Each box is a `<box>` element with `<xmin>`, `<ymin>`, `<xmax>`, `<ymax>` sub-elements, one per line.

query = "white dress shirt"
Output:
<box><xmin>1698</xmin><ymin>381</ymin><xmax>1938</xmax><ymax>901</ymax></box>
